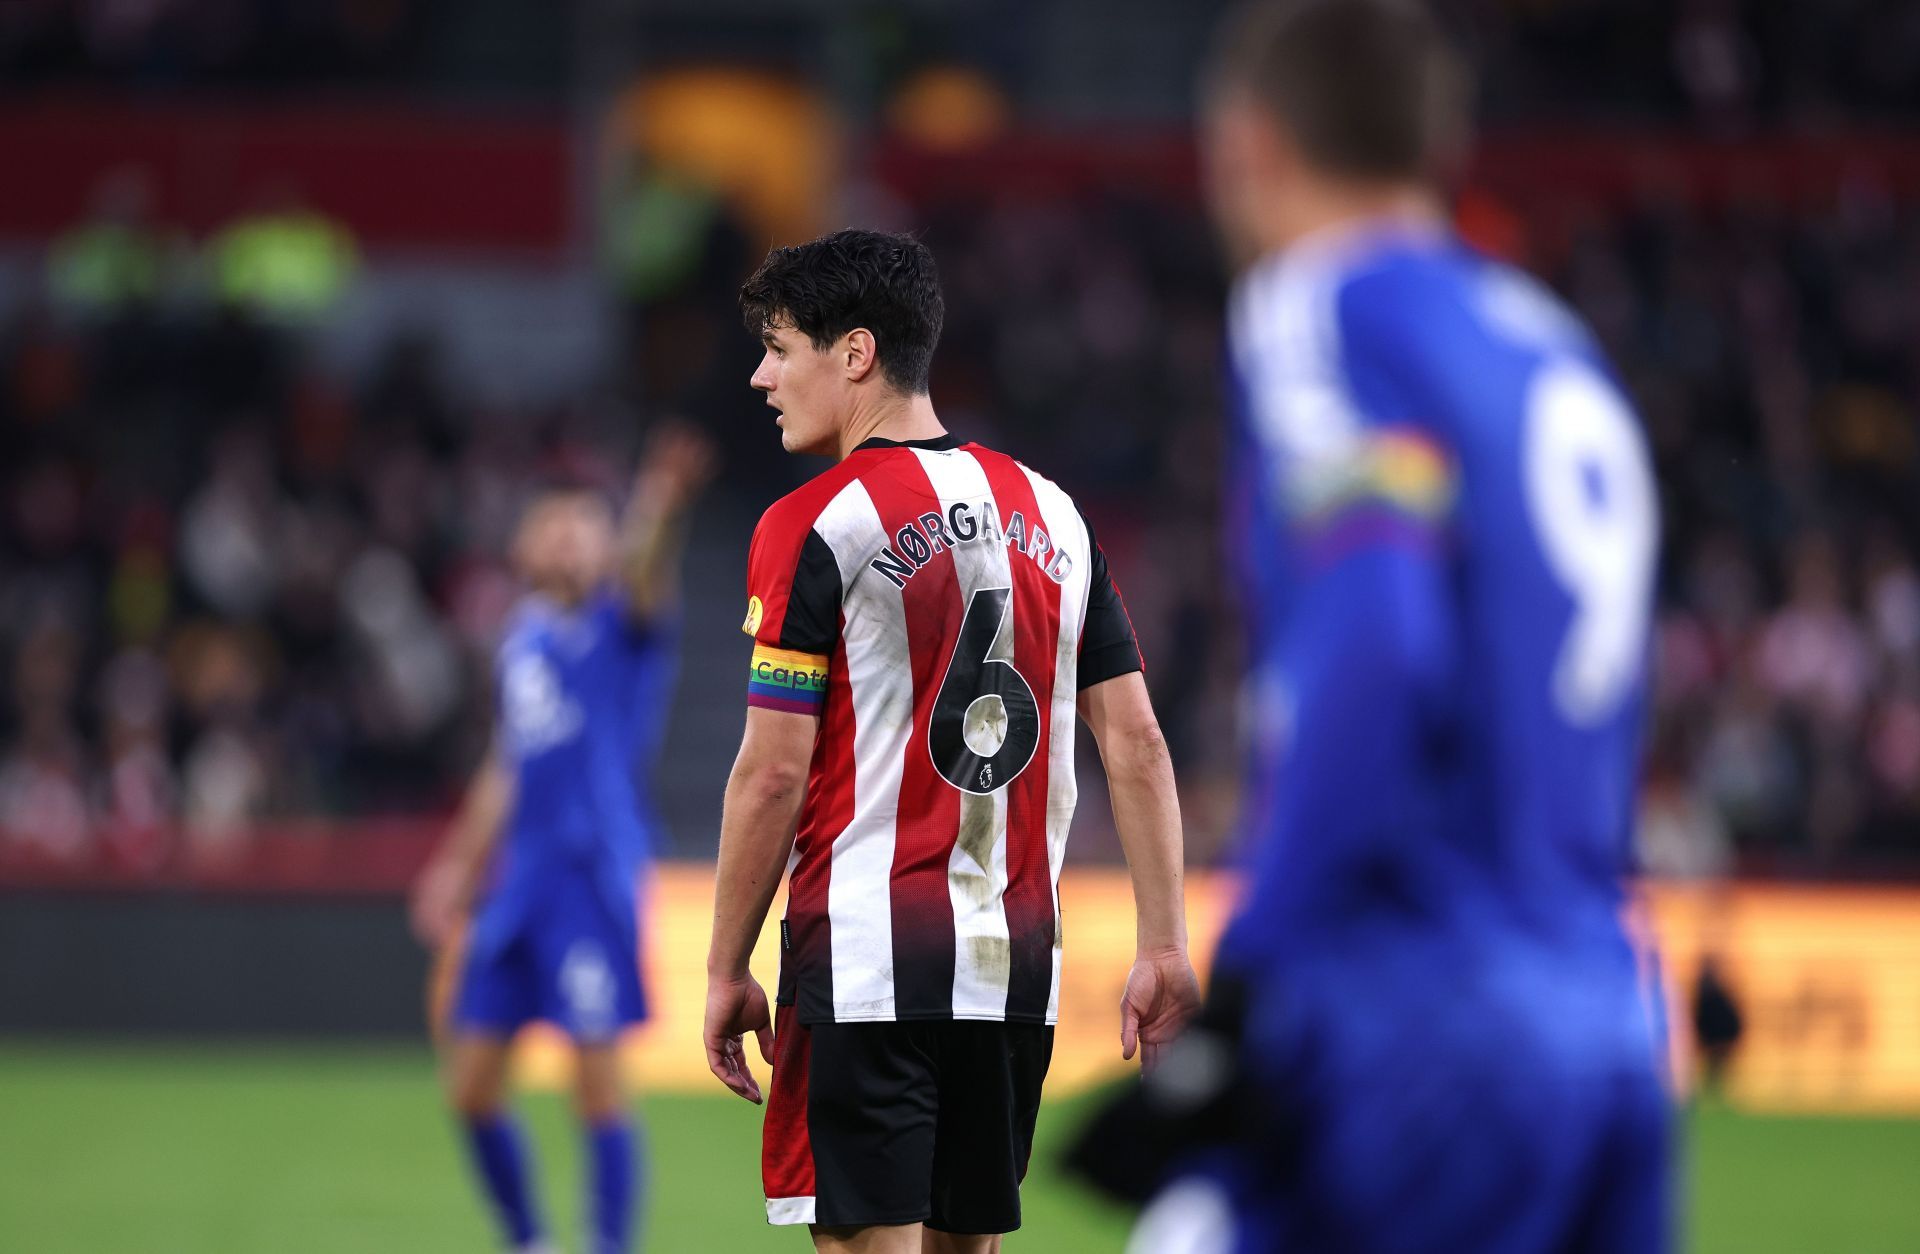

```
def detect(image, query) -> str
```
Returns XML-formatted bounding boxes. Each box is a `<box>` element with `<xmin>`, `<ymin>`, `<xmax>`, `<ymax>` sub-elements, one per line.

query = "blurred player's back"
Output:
<box><xmin>488</xmin><ymin>588</ymin><xmax>671</xmax><ymax>933</ymax></box>
<box><xmin>1226</xmin><ymin>231</ymin><xmax>1657</xmax><ymax>967</ymax></box>
<box><xmin>1210</xmin><ymin>227</ymin><xmax>1669</xmax><ymax>1247</ymax></box>
<box><xmin>1122</xmin><ymin>2</ymin><xmax>1672</xmax><ymax>1249</ymax></box>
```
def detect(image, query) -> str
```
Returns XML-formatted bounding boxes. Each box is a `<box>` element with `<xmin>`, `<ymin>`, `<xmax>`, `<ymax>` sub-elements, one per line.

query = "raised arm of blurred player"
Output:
<box><xmin>1080</xmin><ymin>673</ymin><xmax>1201</xmax><ymax>1071</ymax></box>
<box><xmin>703</xmin><ymin>706</ymin><xmax>817</xmax><ymax>1103</ymax></box>
<box><xmin>411</xmin><ymin>745</ymin><xmax>514</xmax><ymax>948</ymax></box>
<box><xmin>613</xmin><ymin>423</ymin><xmax>717</xmax><ymax>623</ymax></box>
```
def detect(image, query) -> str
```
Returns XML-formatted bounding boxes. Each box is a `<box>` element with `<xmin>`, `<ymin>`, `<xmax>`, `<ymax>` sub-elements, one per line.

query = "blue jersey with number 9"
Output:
<box><xmin>1220</xmin><ymin>223</ymin><xmax>1659</xmax><ymax>968</ymax></box>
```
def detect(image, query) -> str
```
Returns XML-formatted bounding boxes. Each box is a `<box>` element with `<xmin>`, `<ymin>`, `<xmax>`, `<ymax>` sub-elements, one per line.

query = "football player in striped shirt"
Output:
<box><xmin>702</xmin><ymin>228</ymin><xmax>1201</xmax><ymax>1251</ymax></box>
<box><xmin>1094</xmin><ymin>3</ymin><xmax>1671</xmax><ymax>1251</ymax></box>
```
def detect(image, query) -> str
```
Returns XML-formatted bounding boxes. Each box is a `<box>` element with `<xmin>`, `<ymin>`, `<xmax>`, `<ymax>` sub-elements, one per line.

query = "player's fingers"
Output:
<box><xmin>718</xmin><ymin>1037</ymin><xmax>763</xmax><ymax>1104</ymax></box>
<box><xmin>754</xmin><ymin>1022</ymin><xmax>775</xmax><ymax>1067</ymax></box>
<box><xmin>711</xmin><ymin>1046</ymin><xmax>751</xmax><ymax>1102</ymax></box>
<box><xmin>706</xmin><ymin>1033</ymin><xmax>741</xmax><ymax>1084</ymax></box>
<box><xmin>704</xmin><ymin>1034</ymin><xmax>733</xmax><ymax>1086</ymax></box>
<box><xmin>727</xmin><ymin>1041</ymin><xmax>762</xmax><ymax>1103</ymax></box>
<box><xmin>1120</xmin><ymin>1003</ymin><xmax>1139</xmax><ymax>1061</ymax></box>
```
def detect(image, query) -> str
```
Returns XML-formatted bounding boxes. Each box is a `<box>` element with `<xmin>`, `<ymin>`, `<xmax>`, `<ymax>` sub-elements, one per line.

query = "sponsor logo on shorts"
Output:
<box><xmin>561</xmin><ymin>940</ymin><xmax>617</xmax><ymax>1040</ymax></box>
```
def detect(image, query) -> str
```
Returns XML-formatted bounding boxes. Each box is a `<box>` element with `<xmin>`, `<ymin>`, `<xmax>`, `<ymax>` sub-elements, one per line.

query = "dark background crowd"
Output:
<box><xmin>2</xmin><ymin>0</ymin><xmax>1918</xmax><ymax>877</ymax></box>
<box><xmin>7</xmin><ymin>0</ymin><xmax>1920</xmax><ymax>122</ymax></box>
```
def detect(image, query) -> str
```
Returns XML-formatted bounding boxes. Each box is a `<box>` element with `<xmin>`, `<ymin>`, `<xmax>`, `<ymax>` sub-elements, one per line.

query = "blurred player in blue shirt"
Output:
<box><xmin>1086</xmin><ymin>3</ymin><xmax>1670</xmax><ymax>1251</ymax></box>
<box><xmin>411</xmin><ymin>427</ymin><xmax>713</xmax><ymax>1254</ymax></box>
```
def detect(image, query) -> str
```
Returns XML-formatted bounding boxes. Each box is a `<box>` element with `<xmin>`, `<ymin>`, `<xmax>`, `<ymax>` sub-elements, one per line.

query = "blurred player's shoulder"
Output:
<box><xmin>1228</xmin><ymin>229</ymin><xmax>1458</xmax><ymax>474</ymax></box>
<box><xmin>1231</xmin><ymin>226</ymin><xmax>1626</xmax><ymax>532</ymax></box>
<box><xmin>1236</xmin><ymin>228</ymin><xmax>1615</xmax><ymax>467</ymax></box>
<box><xmin>499</xmin><ymin>592</ymin><xmax>560</xmax><ymax>644</ymax></box>
<box><xmin>1334</xmin><ymin>235</ymin><xmax>1601</xmax><ymax>386</ymax></box>
<box><xmin>497</xmin><ymin>588</ymin><xmax>620</xmax><ymax>641</ymax></box>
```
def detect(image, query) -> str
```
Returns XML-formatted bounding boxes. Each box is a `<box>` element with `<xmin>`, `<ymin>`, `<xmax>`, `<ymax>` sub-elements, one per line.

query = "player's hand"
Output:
<box><xmin>1120</xmin><ymin>945</ymin><xmax>1202</xmax><ymax>1073</ymax></box>
<box><xmin>409</xmin><ymin>854</ymin><xmax>472</xmax><ymax>948</ymax></box>
<box><xmin>634</xmin><ymin>421</ymin><xmax>718</xmax><ymax>513</ymax></box>
<box><xmin>704</xmin><ymin>973</ymin><xmax>775</xmax><ymax>1104</ymax></box>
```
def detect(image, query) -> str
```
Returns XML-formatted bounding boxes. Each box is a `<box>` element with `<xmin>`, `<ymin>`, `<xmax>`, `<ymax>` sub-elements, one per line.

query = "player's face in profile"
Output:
<box><xmin>513</xmin><ymin>493</ymin><xmax>613</xmax><ymax>607</ymax></box>
<box><xmin>1199</xmin><ymin>89</ymin><xmax>1281</xmax><ymax>272</ymax></box>
<box><xmin>750</xmin><ymin>322</ymin><xmax>842</xmax><ymax>456</ymax></box>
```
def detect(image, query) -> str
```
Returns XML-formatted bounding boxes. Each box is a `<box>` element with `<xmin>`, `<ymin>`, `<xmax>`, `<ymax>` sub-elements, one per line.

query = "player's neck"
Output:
<box><xmin>1262</xmin><ymin>183</ymin><xmax>1443</xmax><ymax>260</ymax></box>
<box><xmin>535</xmin><ymin>584</ymin><xmax>591</xmax><ymax>613</ymax></box>
<box><xmin>835</xmin><ymin>390</ymin><xmax>946</xmax><ymax>461</ymax></box>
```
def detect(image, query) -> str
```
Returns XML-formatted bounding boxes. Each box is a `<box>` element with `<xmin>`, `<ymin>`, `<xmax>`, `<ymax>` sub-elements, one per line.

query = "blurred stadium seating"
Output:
<box><xmin>4</xmin><ymin>128</ymin><xmax>1919</xmax><ymax>877</ymax></box>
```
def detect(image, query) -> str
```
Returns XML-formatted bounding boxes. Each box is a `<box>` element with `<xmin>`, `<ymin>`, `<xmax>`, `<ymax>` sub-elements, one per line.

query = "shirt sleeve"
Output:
<box><xmin>1233</xmin><ymin>264</ymin><xmax>1459</xmax><ymax>567</ymax></box>
<box><xmin>743</xmin><ymin>510</ymin><xmax>841</xmax><ymax>715</ymax></box>
<box><xmin>1214</xmin><ymin>262</ymin><xmax>1462</xmax><ymax>976</ymax></box>
<box><xmin>1076</xmin><ymin>515</ymin><xmax>1145</xmax><ymax>690</ymax></box>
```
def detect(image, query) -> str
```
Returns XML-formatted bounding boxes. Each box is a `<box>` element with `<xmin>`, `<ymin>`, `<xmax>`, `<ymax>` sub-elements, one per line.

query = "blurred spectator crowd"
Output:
<box><xmin>0</xmin><ymin>0</ymin><xmax>436</xmax><ymax>89</ymax></box>
<box><xmin>1594</xmin><ymin>180</ymin><xmax>1920</xmax><ymax>875</ymax></box>
<box><xmin>0</xmin><ymin>239</ymin><xmax>653</xmax><ymax>868</ymax></box>
<box><xmin>8</xmin><ymin>1</ymin><xmax>1920</xmax><ymax>128</ymax></box>
<box><xmin>1456</xmin><ymin>0</ymin><xmax>1920</xmax><ymax>127</ymax></box>
<box><xmin>6</xmin><ymin>153</ymin><xmax>1920</xmax><ymax>876</ymax></box>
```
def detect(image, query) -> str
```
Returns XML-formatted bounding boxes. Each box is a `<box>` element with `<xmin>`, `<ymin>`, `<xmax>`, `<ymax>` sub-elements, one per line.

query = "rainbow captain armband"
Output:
<box><xmin>1290</xmin><ymin>426</ymin><xmax>1456</xmax><ymax>562</ymax></box>
<box><xmin>747</xmin><ymin>644</ymin><xmax>830</xmax><ymax>714</ymax></box>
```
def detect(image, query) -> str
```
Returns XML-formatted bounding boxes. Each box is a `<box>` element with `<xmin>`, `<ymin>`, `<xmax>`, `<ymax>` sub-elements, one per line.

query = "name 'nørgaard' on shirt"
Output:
<box><xmin>869</xmin><ymin>502</ymin><xmax>1074</xmax><ymax>589</ymax></box>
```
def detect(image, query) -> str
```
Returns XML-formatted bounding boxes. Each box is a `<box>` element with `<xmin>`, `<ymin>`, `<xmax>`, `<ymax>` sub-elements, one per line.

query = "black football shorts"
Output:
<box><xmin>761</xmin><ymin>1006</ymin><xmax>1055</xmax><ymax>1233</ymax></box>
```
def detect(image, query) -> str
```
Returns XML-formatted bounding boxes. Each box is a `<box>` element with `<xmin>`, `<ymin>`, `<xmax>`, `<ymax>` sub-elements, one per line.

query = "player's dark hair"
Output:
<box><xmin>1205</xmin><ymin>0</ymin><xmax>1468</xmax><ymax>183</ymax></box>
<box><xmin>739</xmin><ymin>228</ymin><xmax>945</xmax><ymax>395</ymax></box>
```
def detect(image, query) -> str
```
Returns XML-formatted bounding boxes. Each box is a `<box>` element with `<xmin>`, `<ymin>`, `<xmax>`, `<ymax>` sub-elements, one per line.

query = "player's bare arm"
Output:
<box><xmin>1079</xmin><ymin>671</ymin><xmax>1201</xmax><ymax>1071</ymax></box>
<box><xmin>410</xmin><ymin>746</ymin><xmax>514</xmax><ymax>948</ymax></box>
<box><xmin>704</xmin><ymin>704</ymin><xmax>817</xmax><ymax>1104</ymax></box>
<box><xmin>613</xmin><ymin>422</ymin><xmax>717</xmax><ymax>621</ymax></box>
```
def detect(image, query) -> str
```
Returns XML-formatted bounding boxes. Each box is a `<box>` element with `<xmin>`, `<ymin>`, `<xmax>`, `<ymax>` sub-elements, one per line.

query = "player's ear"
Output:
<box><xmin>842</xmin><ymin>328</ymin><xmax>880</xmax><ymax>384</ymax></box>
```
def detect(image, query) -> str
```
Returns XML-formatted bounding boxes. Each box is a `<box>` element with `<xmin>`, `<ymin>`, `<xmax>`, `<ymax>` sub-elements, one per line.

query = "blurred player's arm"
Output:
<box><xmin>613</xmin><ymin>423</ymin><xmax>716</xmax><ymax>623</ymax></box>
<box><xmin>1217</xmin><ymin>438</ymin><xmax>1459</xmax><ymax>977</ymax></box>
<box><xmin>1223</xmin><ymin>541</ymin><xmax>1455</xmax><ymax>972</ymax></box>
<box><xmin>1080</xmin><ymin>671</ymin><xmax>1202</xmax><ymax>1070</ymax></box>
<box><xmin>703</xmin><ymin>706</ymin><xmax>816</xmax><ymax>1104</ymax></box>
<box><xmin>410</xmin><ymin>746</ymin><xmax>514</xmax><ymax>947</ymax></box>
<box><xmin>1216</xmin><ymin>272</ymin><xmax>1466</xmax><ymax>976</ymax></box>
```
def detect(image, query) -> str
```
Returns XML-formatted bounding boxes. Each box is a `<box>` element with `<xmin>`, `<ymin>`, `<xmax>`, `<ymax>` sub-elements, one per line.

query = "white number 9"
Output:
<box><xmin>1523</xmin><ymin>361</ymin><xmax>1658</xmax><ymax>727</ymax></box>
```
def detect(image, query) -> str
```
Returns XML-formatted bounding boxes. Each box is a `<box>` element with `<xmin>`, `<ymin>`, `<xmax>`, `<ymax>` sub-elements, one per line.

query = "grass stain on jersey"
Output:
<box><xmin>954</xmin><ymin>791</ymin><xmax>999</xmax><ymax>903</ymax></box>
<box><xmin>967</xmin><ymin>935</ymin><xmax>1013</xmax><ymax>985</ymax></box>
<box><xmin>954</xmin><ymin>791</ymin><xmax>1011</xmax><ymax>983</ymax></box>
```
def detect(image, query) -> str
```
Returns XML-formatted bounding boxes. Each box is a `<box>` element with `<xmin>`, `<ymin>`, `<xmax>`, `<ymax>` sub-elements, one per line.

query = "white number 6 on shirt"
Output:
<box><xmin>1523</xmin><ymin>360</ymin><xmax>1659</xmax><ymax>728</ymax></box>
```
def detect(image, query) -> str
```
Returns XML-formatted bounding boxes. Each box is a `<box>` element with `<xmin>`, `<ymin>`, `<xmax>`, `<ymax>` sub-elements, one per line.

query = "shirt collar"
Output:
<box><xmin>853</xmin><ymin>432</ymin><xmax>966</xmax><ymax>453</ymax></box>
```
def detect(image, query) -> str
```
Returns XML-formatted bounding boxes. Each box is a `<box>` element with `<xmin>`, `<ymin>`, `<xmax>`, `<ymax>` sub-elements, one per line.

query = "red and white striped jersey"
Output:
<box><xmin>742</xmin><ymin>434</ymin><xmax>1142</xmax><ymax>1026</ymax></box>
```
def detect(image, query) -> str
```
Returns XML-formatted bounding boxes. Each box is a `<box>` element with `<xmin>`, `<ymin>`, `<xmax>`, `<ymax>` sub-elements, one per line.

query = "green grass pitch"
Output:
<box><xmin>1</xmin><ymin>1043</ymin><xmax>1915</xmax><ymax>1252</ymax></box>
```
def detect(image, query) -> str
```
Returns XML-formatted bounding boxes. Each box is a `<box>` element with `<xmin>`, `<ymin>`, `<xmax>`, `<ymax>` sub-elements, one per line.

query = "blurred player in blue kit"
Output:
<box><xmin>411</xmin><ymin>426</ymin><xmax>715</xmax><ymax>1254</ymax></box>
<box><xmin>1075</xmin><ymin>2</ymin><xmax>1672</xmax><ymax>1251</ymax></box>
